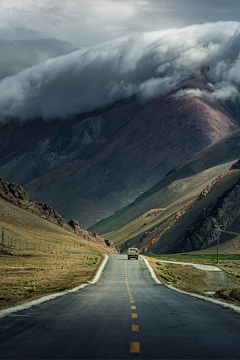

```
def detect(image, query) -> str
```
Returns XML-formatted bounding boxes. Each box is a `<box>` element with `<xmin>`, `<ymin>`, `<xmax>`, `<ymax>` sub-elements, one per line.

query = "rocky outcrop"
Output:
<box><xmin>0</xmin><ymin>177</ymin><xmax>78</xmax><ymax>232</ymax></box>
<box><xmin>176</xmin><ymin>174</ymin><xmax>240</xmax><ymax>252</ymax></box>
<box><xmin>195</xmin><ymin>171</ymin><xmax>230</xmax><ymax>202</ymax></box>
<box><xmin>0</xmin><ymin>178</ymin><xmax>30</xmax><ymax>205</ymax></box>
<box><xmin>105</xmin><ymin>239</ymin><xmax>119</xmax><ymax>251</ymax></box>
<box><xmin>231</xmin><ymin>159</ymin><xmax>240</xmax><ymax>170</ymax></box>
<box><xmin>0</xmin><ymin>178</ymin><xmax>118</xmax><ymax>251</ymax></box>
<box><xmin>215</xmin><ymin>288</ymin><xmax>240</xmax><ymax>303</ymax></box>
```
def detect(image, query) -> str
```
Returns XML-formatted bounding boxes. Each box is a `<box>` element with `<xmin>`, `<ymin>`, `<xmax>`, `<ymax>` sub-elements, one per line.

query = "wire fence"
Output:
<box><xmin>1</xmin><ymin>226</ymin><xmax>84</xmax><ymax>255</ymax></box>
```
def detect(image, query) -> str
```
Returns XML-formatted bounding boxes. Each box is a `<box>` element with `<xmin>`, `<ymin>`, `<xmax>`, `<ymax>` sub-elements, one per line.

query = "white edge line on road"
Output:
<box><xmin>140</xmin><ymin>255</ymin><xmax>161</xmax><ymax>284</ymax></box>
<box><xmin>90</xmin><ymin>254</ymin><xmax>109</xmax><ymax>284</ymax></box>
<box><xmin>142</xmin><ymin>256</ymin><xmax>240</xmax><ymax>315</ymax></box>
<box><xmin>165</xmin><ymin>284</ymin><xmax>240</xmax><ymax>314</ymax></box>
<box><xmin>0</xmin><ymin>254</ymin><xmax>109</xmax><ymax>319</ymax></box>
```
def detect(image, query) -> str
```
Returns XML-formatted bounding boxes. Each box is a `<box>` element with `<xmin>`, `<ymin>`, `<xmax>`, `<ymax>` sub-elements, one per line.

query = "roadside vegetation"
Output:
<box><xmin>0</xmin><ymin>198</ymin><xmax>115</xmax><ymax>310</ymax></box>
<box><xmin>147</xmin><ymin>251</ymin><xmax>240</xmax><ymax>306</ymax></box>
<box><xmin>0</xmin><ymin>247</ymin><xmax>102</xmax><ymax>310</ymax></box>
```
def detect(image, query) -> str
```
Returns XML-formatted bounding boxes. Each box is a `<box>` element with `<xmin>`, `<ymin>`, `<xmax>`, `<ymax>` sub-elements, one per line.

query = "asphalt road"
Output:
<box><xmin>0</xmin><ymin>254</ymin><xmax>240</xmax><ymax>359</ymax></box>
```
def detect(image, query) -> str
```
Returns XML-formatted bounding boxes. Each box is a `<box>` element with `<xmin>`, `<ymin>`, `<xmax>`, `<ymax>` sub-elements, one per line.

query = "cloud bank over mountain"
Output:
<box><xmin>0</xmin><ymin>38</ymin><xmax>75</xmax><ymax>80</ymax></box>
<box><xmin>0</xmin><ymin>21</ymin><xmax>240</xmax><ymax>122</ymax></box>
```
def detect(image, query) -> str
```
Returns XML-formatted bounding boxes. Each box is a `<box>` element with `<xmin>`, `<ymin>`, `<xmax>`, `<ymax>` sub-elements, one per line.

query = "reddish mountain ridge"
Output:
<box><xmin>0</xmin><ymin>91</ymin><xmax>239</xmax><ymax>228</ymax></box>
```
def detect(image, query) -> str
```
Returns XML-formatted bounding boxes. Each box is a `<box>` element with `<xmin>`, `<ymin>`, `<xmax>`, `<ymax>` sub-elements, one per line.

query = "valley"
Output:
<box><xmin>1</xmin><ymin>6</ymin><xmax>240</xmax><ymax>359</ymax></box>
<box><xmin>90</xmin><ymin>128</ymin><xmax>240</xmax><ymax>255</ymax></box>
<box><xmin>0</xmin><ymin>93</ymin><xmax>239</xmax><ymax>228</ymax></box>
<box><xmin>1</xmin><ymin>71</ymin><xmax>240</xmax><ymax>315</ymax></box>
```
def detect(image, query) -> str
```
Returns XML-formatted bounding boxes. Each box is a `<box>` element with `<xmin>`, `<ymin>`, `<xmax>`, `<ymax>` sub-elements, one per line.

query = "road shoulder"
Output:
<box><xmin>0</xmin><ymin>255</ymin><xmax>109</xmax><ymax>319</ymax></box>
<box><xmin>143</xmin><ymin>256</ymin><xmax>240</xmax><ymax>314</ymax></box>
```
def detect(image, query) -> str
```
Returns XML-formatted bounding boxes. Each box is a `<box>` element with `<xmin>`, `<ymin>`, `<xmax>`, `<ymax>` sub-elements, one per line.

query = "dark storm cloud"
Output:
<box><xmin>0</xmin><ymin>1</ymin><xmax>239</xmax><ymax>47</ymax></box>
<box><xmin>0</xmin><ymin>21</ymin><xmax>240</xmax><ymax>122</ymax></box>
<box><xmin>0</xmin><ymin>39</ymin><xmax>76</xmax><ymax>79</ymax></box>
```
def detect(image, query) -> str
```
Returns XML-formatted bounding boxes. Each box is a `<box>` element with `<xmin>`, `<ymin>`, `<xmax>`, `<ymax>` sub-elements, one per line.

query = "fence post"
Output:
<box><xmin>2</xmin><ymin>226</ymin><xmax>4</xmax><ymax>245</ymax></box>
<box><xmin>214</xmin><ymin>224</ymin><xmax>220</xmax><ymax>264</ymax></box>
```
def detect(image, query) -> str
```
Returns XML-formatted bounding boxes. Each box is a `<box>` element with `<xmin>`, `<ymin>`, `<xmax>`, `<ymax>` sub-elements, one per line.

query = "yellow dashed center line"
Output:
<box><xmin>132</xmin><ymin>313</ymin><xmax>138</xmax><ymax>319</ymax></box>
<box><xmin>125</xmin><ymin>259</ymin><xmax>140</xmax><ymax>354</ymax></box>
<box><xmin>131</xmin><ymin>325</ymin><xmax>139</xmax><ymax>332</ymax></box>
<box><xmin>130</xmin><ymin>342</ymin><xmax>140</xmax><ymax>353</ymax></box>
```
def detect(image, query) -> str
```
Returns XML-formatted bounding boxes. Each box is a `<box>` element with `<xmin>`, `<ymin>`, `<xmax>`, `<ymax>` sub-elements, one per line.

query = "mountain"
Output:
<box><xmin>172</xmin><ymin>160</ymin><xmax>240</xmax><ymax>253</ymax></box>
<box><xmin>0</xmin><ymin>177</ymin><xmax>116</xmax><ymax>250</ymax></box>
<box><xmin>0</xmin><ymin>91</ymin><xmax>239</xmax><ymax>228</ymax></box>
<box><xmin>89</xmin><ymin>128</ymin><xmax>240</xmax><ymax>253</ymax></box>
<box><xmin>150</xmin><ymin>162</ymin><xmax>240</xmax><ymax>254</ymax></box>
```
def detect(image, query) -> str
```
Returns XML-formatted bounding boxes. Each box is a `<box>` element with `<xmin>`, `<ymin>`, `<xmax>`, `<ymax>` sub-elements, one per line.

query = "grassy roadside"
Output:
<box><xmin>0</xmin><ymin>246</ymin><xmax>109</xmax><ymax>310</ymax></box>
<box><xmin>0</xmin><ymin>197</ymin><xmax>116</xmax><ymax>310</ymax></box>
<box><xmin>146</xmin><ymin>254</ymin><xmax>240</xmax><ymax>307</ymax></box>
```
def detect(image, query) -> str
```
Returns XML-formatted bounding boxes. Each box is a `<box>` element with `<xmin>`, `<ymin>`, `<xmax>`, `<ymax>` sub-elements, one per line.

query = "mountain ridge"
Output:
<box><xmin>89</xmin><ymin>127</ymin><xmax>240</xmax><ymax>253</ymax></box>
<box><xmin>90</xmin><ymin>127</ymin><xmax>240</xmax><ymax>236</ymax></box>
<box><xmin>0</xmin><ymin>91</ymin><xmax>239</xmax><ymax>228</ymax></box>
<box><xmin>0</xmin><ymin>177</ymin><xmax>116</xmax><ymax>250</ymax></box>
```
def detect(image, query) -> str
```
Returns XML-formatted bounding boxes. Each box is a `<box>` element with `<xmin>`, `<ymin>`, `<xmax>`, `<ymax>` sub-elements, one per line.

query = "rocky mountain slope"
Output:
<box><xmin>174</xmin><ymin>161</ymin><xmax>240</xmax><ymax>253</ymax></box>
<box><xmin>0</xmin><ymin>177</ymin><xmax>116</xmax><ymax>250</ymax></box>
<box><xmin>148</xmin><ymin>163</ymin><xmax>240</xmax><ymax>254</ymax></box>
<box><xmin>0</xmin><ymin>91</ymin><xmax>239</xmax><ymax>228</ymax></box>
<box><xmin>90</xmin><ymin>128</ymin><xmax>240</xmax><ymax>253</ymax></box>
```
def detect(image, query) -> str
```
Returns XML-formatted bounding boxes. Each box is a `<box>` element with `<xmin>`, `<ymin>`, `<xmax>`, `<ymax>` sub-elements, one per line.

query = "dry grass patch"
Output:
<box><xmin>0</xmin><ymin>250</ymin><xmax>103</xmax><ymax>310</ymax></box>
<box><xmin>0</xmin><ymin>189</ymin><xmax>116</xmax><ymax>311</ymax></box>
<box><xmin>148</xmin><ymin>257</ymin><xmax>240</xmax><ymax>306</ymax></box>
<box><xmin>149</xmin><ymin>259</ymin><xmax>209</xmax><ymax>293</ymax></box>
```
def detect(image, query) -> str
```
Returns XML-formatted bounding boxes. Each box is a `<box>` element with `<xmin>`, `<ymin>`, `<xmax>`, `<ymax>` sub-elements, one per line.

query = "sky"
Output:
<box><xmin>0</xmin><ymin>1</ymin><xmax>239</xmax><ymax>47</ymax></box>
<box><xmin>0</xmin><ymin>0</ymin><xmax>240</xmax><ymax>121</ymax></box>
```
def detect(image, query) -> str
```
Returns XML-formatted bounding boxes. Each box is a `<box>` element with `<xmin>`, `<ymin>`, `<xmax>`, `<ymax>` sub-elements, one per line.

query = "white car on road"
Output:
<box><xmin>127</xmin><ymin>247</ymin><xmax>139</xmax><ymax>260</ymax></box>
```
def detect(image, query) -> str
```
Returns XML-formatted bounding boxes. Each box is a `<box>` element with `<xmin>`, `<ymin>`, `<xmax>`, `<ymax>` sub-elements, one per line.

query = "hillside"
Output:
<box><xmin>0</xmin><ymin>195</ymin><xmax>115</xmax><ymax>256</ymax></box>
<box><xmin>89</xmin><ymin>129</ymin><xmax>240</xmax><ymax>252</ymax></box>
<box><xmin>0</xmin><ymin>177</ymin><xmax>116</xmax><ymax>250</ymax></box>
<box><xmin>150</xmin><ymin>165</ymin><xmax>240</xmax><ymax>254</ymax></box>
<box><xmin>0</xmin><ymin>180</ymin><xmax>116</xmax><ymax>310</ymax></box>
<box><xmin>0</xmin><ymin>92</ymin><xmax>239</xmax><ymax>228</ymax></box>
<box><xmin>171</xmin><ymin>161</ymin><xmax>240</xmax><ymax>253</ymax></box>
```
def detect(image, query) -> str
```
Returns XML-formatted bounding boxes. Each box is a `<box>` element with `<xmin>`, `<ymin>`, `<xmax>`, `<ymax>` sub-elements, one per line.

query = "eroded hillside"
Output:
<box><xmin>0</xmin><ymin>91</ymin><xmax>239</xmax><ymax>228</ymax></box>
<box><xmin>0</xmin><ymin>178</ymin><xmax>117</xmax><ymax>251</ymax></box>
<box><xmin>90</xmin><ymin>129</ymin><xmax>240</xmax><ymax>254</ymax></box>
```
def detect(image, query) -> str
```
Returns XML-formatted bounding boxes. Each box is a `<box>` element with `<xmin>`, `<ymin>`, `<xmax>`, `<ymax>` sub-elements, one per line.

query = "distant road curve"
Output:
<box><xmin>0</xmin><ymin>254</ymin><xmax>240</xmax><ymax>359</ymax></box>
<box><xmin>153</xmin><ymin>259</ymin><xmax>222</xmax><ymax>271</ymax></box>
